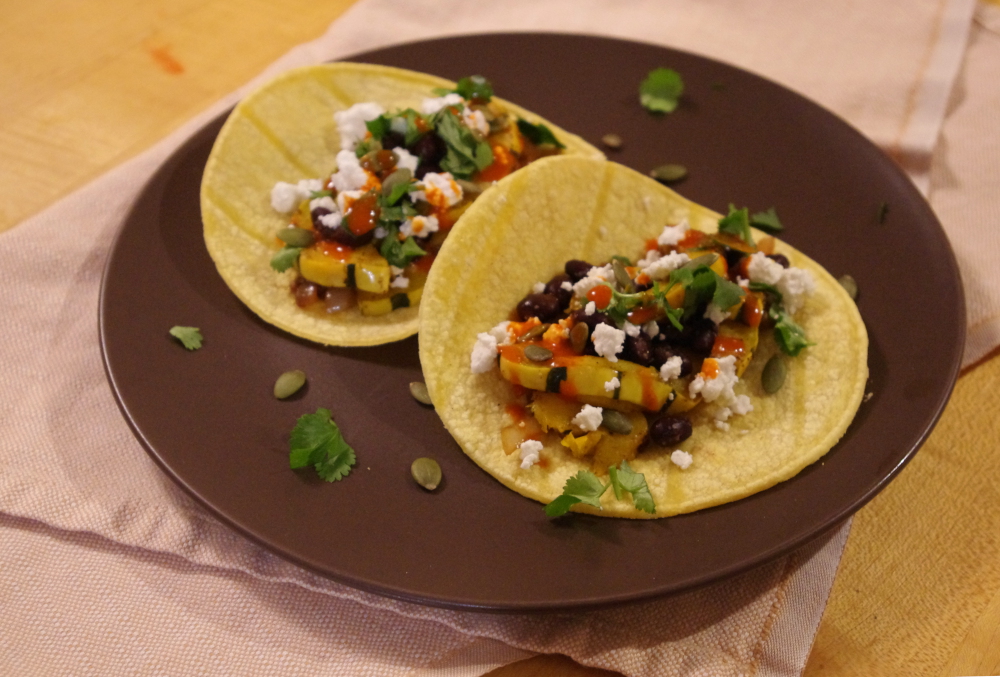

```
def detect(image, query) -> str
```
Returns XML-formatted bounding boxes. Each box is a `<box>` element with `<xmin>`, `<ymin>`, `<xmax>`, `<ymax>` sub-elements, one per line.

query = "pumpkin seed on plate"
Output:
<box><xmin>838</xmin><ymin>274</ymin><xmax>858</xmax><ymax>300</ymax></box>
<box><xmin>409</xmin><ymin>381</ymin><xmax>433</xmax><ymax>406</ymax></box>
<box><xmin>602</xmin><ymin>409</ymin><xmax>633</xmax><ymax>435</ymax></box>
<box><xmin>570</xmin><ymin>322</ymin><xmax>589</xmax><ymax>353</ymax></box>
<box><xmin>411</xmin><ymin>457</ymin><xmax>442</xmax><ymax>491</ymax></box>
<box><xmin>761</xmin><ymin>355</ymin><xmax>787</xmax><ymax>394</ymax></box>
<box><xmin>611</xmin><ymin>258</ymin><xmax>634</xmax><ymax>293</ymax></box>
<box><xmin>273</xmin><ymin>370</ymin><xmax>306</xmax><ymax>399</ymax></box>
<box><xmin>524</xmin><ymin>345</ymin><xmax>553</xmax><ymax>362</ymax></box>
<box><xmin>601</xmin><ymin>133</ymin><xmax>623</xmax><ymax>150</ymax></box>
<box><xmin>517</xmin><ymin>323</ymin><xmax>550</xmax><ymax>343</ymax></box>
<box><xmin>649</xmin><ymin>164</ymin><xmax>688</xmax><ymax>183</ymax></box>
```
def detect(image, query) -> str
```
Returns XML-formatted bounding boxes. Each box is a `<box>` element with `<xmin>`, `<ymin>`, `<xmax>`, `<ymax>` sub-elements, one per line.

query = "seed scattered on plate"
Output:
<box><xmin>838</xmin><ymin>274</ymin><xmax>858</xmax><ymax>300</ymax></box>
<box><xmin>649</xmin><ymin>164</ymin><xmax>688</xmax><ymax>183</ymax></box>
<box><xmin>524</xmin><ymin>345</ymin><xmax>553</xmax><ymax>362</ymax></box>
<box><xmin>409</xmin><ymin>381</ymin><xmax>433</xmax><ymax>406</ymax></box>
<box><xmin>274</xmin><ymin>370</ymin><xmax>306</xmax><ymax>399</ymax></box>
<box><xmin>411</xmin><ymin>457</ymin><xmax>442</xmax><ymax>491</ymax></box>
<box><xmin>602</xmin><ymin>409</ymin><xmax>633</xmax><ymax>435</ymax></box>
<box><xmin>601</xmin><ymin>133</ymin><xmax>623</xmax><ymax>150</ymax></box>
<box><xmin>761</xmin><ymin>355</ymin><xmax>786</xmax><ymax>394</ymax></box>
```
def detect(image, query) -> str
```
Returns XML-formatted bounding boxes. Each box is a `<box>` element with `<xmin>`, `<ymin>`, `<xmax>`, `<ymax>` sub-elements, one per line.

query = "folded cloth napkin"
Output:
<box><xmin>0</xmin><ymin>0</ymin><xmax>986</xmax><ymax>675</ymax></box>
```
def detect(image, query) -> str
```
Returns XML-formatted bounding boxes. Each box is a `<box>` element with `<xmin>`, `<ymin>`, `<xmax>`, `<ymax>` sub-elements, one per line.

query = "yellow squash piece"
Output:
<box><xmin>298</xmin><ymin>244</ymin><xmax>390</xmax><ymax>293</ymax></box>
<box><xmin>357</xmin><ymin>284</ymin><xmax>424</xmax><ymax>316</ymax></box>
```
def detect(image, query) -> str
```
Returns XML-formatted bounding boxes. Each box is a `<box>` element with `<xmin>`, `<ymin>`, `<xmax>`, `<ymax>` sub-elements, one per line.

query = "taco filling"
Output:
<box><xmin>268</xmin><ymin>76</ymin><xmax>568</xmax><ymax>319</ymax></box>
<box><xmin>418</xmin><ymin>156</ymin><xmax>868</xmax><ymax>519</ymax></box>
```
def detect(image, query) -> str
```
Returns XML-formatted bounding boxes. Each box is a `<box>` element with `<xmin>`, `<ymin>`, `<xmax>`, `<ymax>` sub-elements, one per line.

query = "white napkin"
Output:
<box><xmin>0</xmin><ymin>1</ymin><xmax>984</xmax><ymax>675</ymax></box>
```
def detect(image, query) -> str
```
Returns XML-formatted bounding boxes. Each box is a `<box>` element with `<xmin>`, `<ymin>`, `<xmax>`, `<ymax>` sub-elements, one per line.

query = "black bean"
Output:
<box><xmin>651</xmin><ymin>345</ymin><xmax>693</xmax><ymax>377</ymax></box>
<box><xmin>544</xmin><ymin>273</ymin><xmax>573</xmax><ymax>310</ymax></box>
<box><xmin>649</xmin><ymin>416</ymin><xmax>693</xmax><ymax>447</ymax></box>
<box><xmin>768</xmin><ymin>253</ymin><xmax>790</xmax><ymax>268</ymax></box>
<box><xmin>723</xmin><ymin>248</ymin><xmax>744</xmax><ymax>272</ymax></box>
<box><xmin>516</xmin><ymin>293</ymin><xmax>561</xmax><ymax>322</ymax></box>
<box><xmin>409</xmin><ymin>133</ymin><xmax>446</xmax><ymax>166</ymax></box>
<box><xmin>689</xmin><ymin>318</ymin><xmax>718</xmax><ymax>356</ymax></box>
<box><xmin>564</xmin><ymin>260</ymin><xmax>593</xmax><ymax>282</ymax></box>
<box><xmin>571</xmin><ymin>309</ymin><xmax>614</xmax><ymax>332</ymax></box>
<box><xmin>381</xmin><ymin>131</ymin><xmax>405</xmax><ymax>150</ymax></box>
<box><xmin>623</xmin><ymin>333</ymin><xmax>654</xmax><ymax>366</ymax></box>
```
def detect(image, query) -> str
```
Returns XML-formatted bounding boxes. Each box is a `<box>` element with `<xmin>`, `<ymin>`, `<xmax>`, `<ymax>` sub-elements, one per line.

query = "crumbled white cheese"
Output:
<box><xmin>731</xmin><ymin>393</ymin><xmax>753</xmax><ymax>416</ymax></box>
<box><xmin>643</xmin><ymin>320</ymin><xmax>659</xmax><ymax>338</ymax></box>
<box><xmin>776</xmin><ymin>267</ymin><xmax>816</xmax><ymax>315</ymax></box>
<box><xmin>462</xmin><ymin>107</ymin><xmax>489</xmax><ymax>136</ymax></box>
<box><xmin>560</xmin><ymin>280</ymin><xmax>573</xmax><ymax>292</ymax></box>
<box><xmin>334</xmin><ymin>102</ymin><xmax>386</xmax><ymax>151</ymax></box>
<box><xmin>572</xmin><ymin>264</ymin><xmax>614</xmax><ymax>297</ymax></box>
<box><xmin>703</xmin><ymin>302</ymin><xmax>730</xmax><ymax>325</ymax></box>
<box><xmin>637</xmin><ymin>250</ymin><xmax>690</xmax><ymax>281</ymax></box>
<box><xmin>421</xmin><ymin>93</ymin><xmax>464</xmax><ymax>115</ymax></box>
<box><xmin>670</xmin><ymin>450</ymin><xmax>693</xmax><ymax>469</ymax></box>
<box><xmin>470</xmin><ymin>333</ymin><xmax>499</xmax><ymax>373</ymax></box>
<box><xmin>270</xmin><ymin>179</ymin><xmax>324</xmax><ymax>213</ymax></box>
<box><xmin>518</xmin><ymin>439</ymin><xmax>543</xmax><ymax>469</ymax></box>
<box><xmin>412</xmin><ymin>172</ymin><xmax>463</xmax><ymax>209</ymax></box>
<box><xmin>374</xmin><ymin>226</ymin><xmax>388</xmax><ymax>239</ymax></box>
<box><xmin>392</xmin><ymin>147</ymin><xmax>420</xmax><ymax>174</ymax></box>
<box><xmin>390</xmin><ymin>265</ymin><xmax>405</xmax><ymax>276</ymax></box>
<box><xmin>317</xmin><ymin>212</ymin><xmax>342</xmax><ymax>229</ymax></box>
<box><xmin>399</xmin><ymin>214</ymin><xmax>439</xmax><ymax>238</ymax></box>
<box><xmin>309</xmin><ymin>195</ymin><xmax>337</xmax><ymax>212</ymax></box>
<box><xmin>584</xmin><ymin>301</ymin><xmax>596</xmax><ymax>316</ymax></box>
<box><xmin>604</xmin><ymin>376</ymin><xmax>620</xmax><ymax>392</ymax></box>
<box><xmin>656</xmin><ymin>219</ymin><xmax>690</xmax><ymax>247</ymax></box>
<box><xmin>591</xmin><ymin>324</ymin><xmax>625</xmax><ymax>362</ymax></box>
<box><xmin>659</xmin><ymin>355</ymin><xmax>683</xmax><ymax>381</ymax></box>
<box><xmin>746</xmin><ymin>251</ymin><xmax>784</xmax><ymax>286</ymax></box>
<box><xmin>572</xmin><ymin>404</ymin><xmax>604</xmax><ymax>432</ymax></box>
<box><xmin>488</xmin><ymin>320</ymin><xmax>513</xmax><ymax>346</ymax></box>
<box><xmin>330</xmin><ymin>150</ymin><xmax>371</xmax><ymax>192</ymax></box>
<box><xmin>335</xmin><ymin>189</ymin><xmax>364</xmax><ymax>215</ymax></box>
<box><xmin>689</xmin><ymin>355</ymin><xmax>739</xmax><ymax>404</ymax></box>
<box><xmin>390</xmin><ymin>276</ymin><xmax>410</xmax><ymax>289</ymax></box>
<box><xmin>532</xmin><ymin>282</ymin><xmax>546</xmax><ymax>294</ymax></box>
<box><xmin>623</xmin><ymin>321</ymin><xmax>641</xmax><ymax>337</ymax></box>
<box><xmin>389</xmin><ymin>116</ymin><xmax>408</xmax><ymax>135</ymax></box>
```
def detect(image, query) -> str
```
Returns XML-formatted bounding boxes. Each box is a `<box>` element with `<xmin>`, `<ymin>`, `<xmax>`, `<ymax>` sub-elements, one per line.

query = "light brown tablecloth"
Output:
<box><xmin>2</xmin><ymin>1</ymin><xmax>994</xmax><ymax>675</ymax></box>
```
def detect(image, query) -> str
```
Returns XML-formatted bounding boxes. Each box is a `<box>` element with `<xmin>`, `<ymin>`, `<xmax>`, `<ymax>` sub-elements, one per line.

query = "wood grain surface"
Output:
<box><xmin>3</xmin><ymin>2</ymin><xmax>998</xmax><ymax>675</ymax></box>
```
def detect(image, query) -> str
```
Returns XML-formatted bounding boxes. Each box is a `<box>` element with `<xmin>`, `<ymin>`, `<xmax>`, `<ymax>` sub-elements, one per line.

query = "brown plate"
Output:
<box><xmin>99</xmin><ymin>34</ymin><xmax>964</xmax><ymax>611</ymax></box>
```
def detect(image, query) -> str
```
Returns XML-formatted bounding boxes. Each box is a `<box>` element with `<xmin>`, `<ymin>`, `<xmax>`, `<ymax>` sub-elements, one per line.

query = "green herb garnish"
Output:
<box><xmin>718</xmin><ymin>204</ymin><xmax>755</xmax><ymax>245</ymax></box>
<box><xmin>639</xmin><ymin>67</ymin><xmax>684</xmax><ymax>114</ymax></box>
<box><xmin>516</xmin><ymin>119</ymin><xmax>566</xmax><ymax>148</ymax></box>
<box><xmin>270</xmin><ymin>245</ymin><xmax>302</xmax><ymax>272</ymax></box>
<box><xmin>877</xmin><ymin>201</ymin><xmax>889</xmax><ymax>224</ymax></box>
<box><xmin>289</xmin><ymin>408</ymin><xmax>356</xmax><ymax>482</ymax></box>
<box><xmin>454</xmin><ymin>75</ymin><xmax>493</xmax><ymax>101</ymax></box>
<box><xmin>379</xmin><ymin>224</ymin><xmax>427</xmax><ymax>268</ymax></box>
<box><xmin>169</xmin><ymin>326</ymin><xmax>203</xmax><ymax>351</ymax></box>
<box><xmin>365</xmin><ymin>115</ymin><xmax>391</xmax><ymax>141</ymax></box>
<box><xmin>435</xmin><ymin>109</ymin><xmax>493</xmax><ymax>178</ymax></box>
<box><xmin>750</xmin><ymin>207</ymin><xmax>784</xmax><ymax>234</ymax></box>
<box><xmin>545</xmin><ymin>462</ymin><xmax>655</xmax><ymax>517</ymax></box>
<box><xmin>770</xmin><ymin>306</ymin><xmax>813</xmax><ymax>356</ymax></box>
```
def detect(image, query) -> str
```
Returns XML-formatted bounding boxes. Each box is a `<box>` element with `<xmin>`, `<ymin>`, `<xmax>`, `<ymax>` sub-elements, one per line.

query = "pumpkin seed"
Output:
<box><xmin>277</xmin><ymin>227</ymin><xmax>314</xmax><ymax>248</ymax></box>
<box><xmin>411</xmin><ymin>457</ymin><xmax>442</xmax><ymax>491</ymax></box>
<box><xmin>409</xmin><ymin>381</ymin><xmax>433</xmax><ymax>406</ymax></box>
<box><xmin>601</xmin><ymin>133</ymin><xmax>623</xmax><ymax>150</ymax></box>
<box><xmin>381</xmin><ymin>168</ymin><xmax>413</xmax><ymax>197</ymax></box>
<box><xmin>455</xmin><ymin>179</ymin><xmax>487</xmax><ymax>196</ymax></box>
<box><xmin>838</xmin><ymin>274</ymin><xmax>858</xmax><ymax>300</ymax></box>
<box><xmin>517</xmin><ymin>323</ymin><xmax>550</xmax><ymax>343</ymax></box>
<box><xmin>273</xmin><ymin>370</ymin><xmax>306</xmax><ymax>399</ymax></box>
<box><xmin>611</xmin><ymin>258</ymin><xmax>634</xmax><ymax>293</ymax></box>
<box><xmin>601</xmin><ymin>409</ymin><xmax>633</xmax><ymax>435</ymax></box>
<box><xmin>761</xmin><ymin>355</ymin><xmax>787</xmax><ymax>394</ymax></box>
<box><xmin>649</xmin><ymin>164</ymin><xmax>688</xmax><ymax>183</ymax></box>
<box><xmin>570</xmin><ymin>322</ymin><xmax>589</xmax><ymax>354</ymax></box>
<box><xmin>524</xmin><ymin>345</ymin><xmax>553</xmax><ymax>362</ymax></box>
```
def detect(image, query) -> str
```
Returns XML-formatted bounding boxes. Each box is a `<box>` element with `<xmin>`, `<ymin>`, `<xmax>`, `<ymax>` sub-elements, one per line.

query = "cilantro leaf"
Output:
<box><xmin>354</xmin><ymin>138</ymin><xmax>381</xmax><ymax>158</ymax></box>
<box><xmin>770</xmin><ymin>306</ymin><xmax>813</xmax><ymax>356</ymax></box>
<box><xmin>309</xmin><ymin>190</ymin><xmax>332</xmax><ymax>199</ymax></box>
<box><xmin>718</xmin><ymin>205</ymin><xmax>755</xmax><ymax>246</ymax></box>
<box><xmin>750</xmin><ymin>207</ymin><xmax>784</xmax><ymax>234</ymax></box>
<box><xmin>748</xmin><ymin>281</ymin><xmax>782</xmax><ymax>301</ymax></box>
<box><xmin>270</xmin><ymin>245</ymin><xmax>302</xmax><ymax>272</ymax></box>
<box><xmin>398</xmin><ymin>109</ymin><xmax>426</xmax><ymax>146</ymax></box>
<box><xmin>365</xmin><ymin>115</ymin><xmax>391</xmax><ymax>141</ymax></box>
<box><xmin>516</xmin><ymin>119</ymin><xmax>566</xmax><ymax>148</ymax></box>
<box><xmin>454</xmin><ymin>75</ymin><xmax>493</xmax><ymax>101</ymax></box>
<box><xmin>712</xmin><ymin>275</ymin><xmax>745</xmax><ymax>312</ymax></box>
<box><xmin>289</xmin><ymin>408</ymin><xmax>356</xmax><ymax>482</ymax></box>
<box><xmin>608</xmin><ymin>461</ymin><xmax>656</xmax><ymax>514</ymax></box>
<box><xmin>435</xmin><ymin>110</ymin><xmax>493</xmax><ymax>178</ymax></box>
<box><xmin>544</xmin><ymin>470</ymin><xmax>608</xmax><ymax>517</ymax></box>
<box><xmin>379</xmin><ymin>224</ymin><xmax>427</xmax><ymax>268</ymax></box>
<box><xmin>169</xmin><ymin>326</ymin><xmax>203</xmax><ymax>351</ymax></box>
<box><xmin>639</xmin><ymin>67</ymin><xmax>684</xmax><ymax>114</ymax></box>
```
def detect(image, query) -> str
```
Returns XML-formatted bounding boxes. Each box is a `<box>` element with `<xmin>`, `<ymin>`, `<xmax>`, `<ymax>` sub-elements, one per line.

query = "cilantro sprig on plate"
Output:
<box><xmin>640</xmin><ymin>67</ymin><xmax>684</xmax><ymax>114</ymax></box>
<box><xmin>545</xmin><ymin>461</ymin><xmax>655</xmax><ymax>517</ymax></box>
<box><xmin>289</xmin><ymin>408</ymin><xmax>356</xmax><ymax>482</ymax></box>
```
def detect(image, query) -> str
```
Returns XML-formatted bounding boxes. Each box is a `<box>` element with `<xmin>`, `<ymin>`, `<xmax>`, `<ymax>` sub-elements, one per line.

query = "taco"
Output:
<box><xmin>201</xmin><ymin>64</ymin><xmax>603</xmax><ymax>346</ymax></box>
<box><xmin>419</xmin><ymin>156</ymin><xmax>868</xmax><ymax>518</ymax></box>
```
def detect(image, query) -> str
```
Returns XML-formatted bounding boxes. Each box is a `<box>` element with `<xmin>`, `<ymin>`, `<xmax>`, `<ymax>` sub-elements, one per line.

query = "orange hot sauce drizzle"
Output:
<box><xmin>587</xmin><ymin>285</ymin><xmax>613</xmax><ymax>310</ymax></box>
<box><xmin>711</xmin><ymin>336</ymin><xmax>746</xmax><ymax>359</ymax></box>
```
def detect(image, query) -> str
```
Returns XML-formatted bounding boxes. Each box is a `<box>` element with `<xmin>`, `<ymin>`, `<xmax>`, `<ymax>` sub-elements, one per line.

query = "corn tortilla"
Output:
<box><xmin>419</xmin><ymin>156</ymin><xmax>869</xmax><ymax>518</ymax></box>
<box><xmin>201</xmin><ymin>63</ymin><xmax>603</xmax><ymax>346</ymax></box>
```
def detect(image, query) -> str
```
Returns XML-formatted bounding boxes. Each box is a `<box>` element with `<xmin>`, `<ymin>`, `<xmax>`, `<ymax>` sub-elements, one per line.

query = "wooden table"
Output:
<box><xmin>4</xmin><ymin>2</ymin><xmax>998</xmax><ymax>674</ymax></box>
